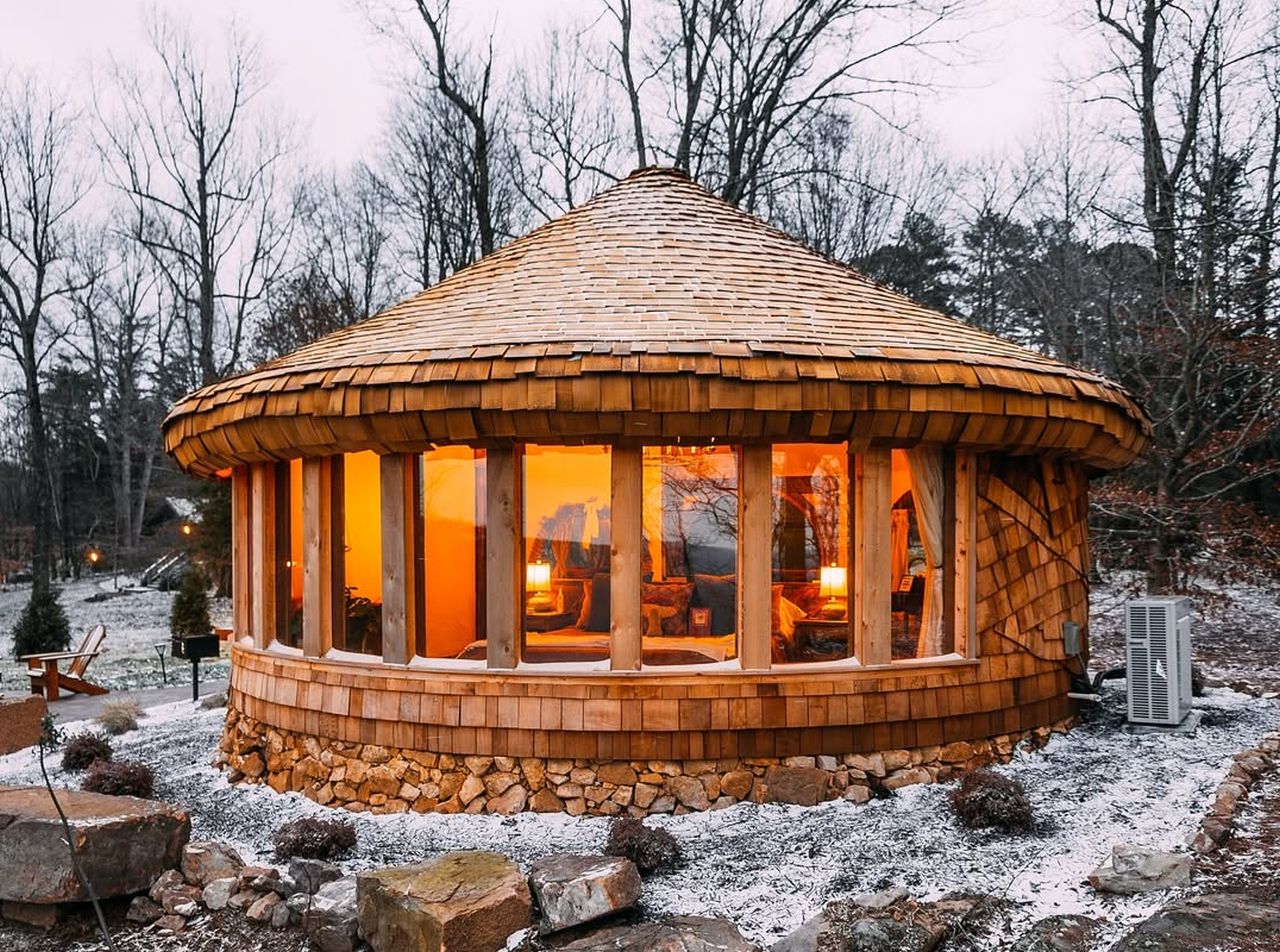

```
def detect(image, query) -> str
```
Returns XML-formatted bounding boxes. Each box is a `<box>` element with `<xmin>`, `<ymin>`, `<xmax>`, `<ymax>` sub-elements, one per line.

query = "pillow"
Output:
<box><xmin>641</xmin><ymin>604</ymin><xmax>668</xmax><ymax>636</ymax></box>
<box><xmin>583</xmin><ymin>573</ymin><xmax>611</xmax><ymax>632</ymax></box>
<box><xmin>642</xmin><ymin>581</ymin><xmax>694</xmax><ymax>635</ymax></box>
<box><xmin>780</xmin><ymin>581</ymin><xmax>824</xmax><ymax>618</ymax></box>
<box><xmin>692</xmin><ymin>573</ymin><xmax>737</xmax><ymax>636</ymax></box>
<box><xmin>776</xmin><ymin>595</ymin><xmax>807</xmax><ymax>639</ymax></box>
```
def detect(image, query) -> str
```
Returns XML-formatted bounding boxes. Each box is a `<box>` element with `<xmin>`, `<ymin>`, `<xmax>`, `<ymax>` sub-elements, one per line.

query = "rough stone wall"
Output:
<box><xmin>217</xmin><ymin>707</ymin><xmax>1073</xmax><ymax>816</ymax></box>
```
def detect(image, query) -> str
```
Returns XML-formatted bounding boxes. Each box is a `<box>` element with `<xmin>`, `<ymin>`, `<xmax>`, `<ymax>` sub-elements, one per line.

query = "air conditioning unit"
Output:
<box><xmin>1125</xmin><ymin>597</ymin><xmax>1193</xmax><ymax>726</ymax></box>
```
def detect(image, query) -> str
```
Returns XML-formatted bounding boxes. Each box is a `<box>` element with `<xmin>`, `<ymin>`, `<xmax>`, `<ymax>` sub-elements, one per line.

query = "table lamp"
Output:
<box><xmin>819</xmin><ymin>564</ymin><xmax>848</xmax><ymax>620</ymax></box>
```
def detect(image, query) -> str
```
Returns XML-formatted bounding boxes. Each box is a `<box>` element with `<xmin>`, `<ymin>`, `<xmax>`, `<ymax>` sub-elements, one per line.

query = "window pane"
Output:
<box><xmin>521</xmin><ymin>445</ymin><xmax>612</xmax><ymax>663</ymax></box>
<box><xmin>342</xmin><ymin>451</ymin><xmax>382</xmax><ymax>655</ymax></box>
<box><xmin>890</xmin><ymin>449</ymin><xmax>950</xmax><ymax>659</ymax></box>
<box><xmin>771</xmin><ymin>443</ymin><xmax>851</xmax><ymax>663</ymax></box>
<box><xmin>423</xmin><ymin>447</ymin><xmax>486</xmax><ymax>660</ymax></box>
<box><xmin>641</xmin><ymin>445</ymin><xmax>738</xmax><ymax>666</ymax></box>
<box><xmin>284</xmin><ymin>459</ymin><xmax>303</xmax><ymax>648</ymax></box>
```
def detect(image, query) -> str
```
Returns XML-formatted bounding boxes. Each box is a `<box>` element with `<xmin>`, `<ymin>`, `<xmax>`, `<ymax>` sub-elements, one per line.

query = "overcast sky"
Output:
<box><xmin>2</xmin><ymin>0</ymin><xmax>1096</xmax><ymax>170</ymax></box>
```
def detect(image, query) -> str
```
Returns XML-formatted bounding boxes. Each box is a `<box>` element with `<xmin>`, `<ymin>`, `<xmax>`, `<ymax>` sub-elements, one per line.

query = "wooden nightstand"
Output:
<box><xmin>525</xmin><ymin>610</ymin><xmax>577</xmax><ymax>632</ymax></box>
<box><xmin>791</xmin><ymin>618</ymin><xmax>852</xmax><ymax>661</ymax></box>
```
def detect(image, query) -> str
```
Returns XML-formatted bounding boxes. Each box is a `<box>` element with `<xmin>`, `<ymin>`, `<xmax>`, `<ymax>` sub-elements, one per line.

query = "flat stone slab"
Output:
<box><xmin>0</xmin><ymin>696</ymin><xmax>46</xmax><ymax>755</ymax></box>
<box><xmin>1111</xmin><ymin>892</ymin><xmax>1280</xmax><ymax>950</ymax></box>
<box><xmin>1088</xmin><ymin>845</ymin><xmax>1192</xmax><ymax>894</ymax></box>
<box><xmin>357</xmin><ymin>851</ymin><xmax>531</xmax><ymax>952</ymax></box>
<box><xmin>529</xmin><ymin>854</ymin><xmax>641</xmax><ymax>933</ymax></box>
<box><xmin>772</xmin><ymin>894</ymin><xmax>987</xmax><ymax>952</ymax></box>
<box><xmin>0</xmin><ymin>785</ymin><xmax>190</xmax><ymax>903</ymax></box>
<box><xmin>562</xmin><ymin>915</ymin><xmax>762</xmax><ymax>950</ymax></box>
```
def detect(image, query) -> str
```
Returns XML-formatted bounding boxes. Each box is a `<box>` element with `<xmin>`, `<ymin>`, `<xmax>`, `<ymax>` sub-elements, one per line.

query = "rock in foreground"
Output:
<box><xmin>0</xmin><ymin>785</ymin><xmax>189</xmax><ymax>904</ymax></box>
<box><xmin>772</xmin><ymin>894</ymin><xmax>988</xmax><ymax>952</ymax></box>
<box><xmin>356</xmin><ymin>851</ymin><xmax>531</xmax><ymax>952</ymax></box>
<box><xmin>529</xmin><ymin>854</ymin><xmax>642</xmax><ymax>933</ymax></box>
<box><xmin>1087</xmin><ymin>845</ymin><xmax>1192</xmax><ymax>894</ymax></box>
<box><xmin>561</xmin><ymin>915</ymin><xmax>761</xmax><ymax>950</ymax></box>
<box><xmin>1111</xmin><ymin>892</ymin><xmax>1280</xmax><ymax>950</ymax></box>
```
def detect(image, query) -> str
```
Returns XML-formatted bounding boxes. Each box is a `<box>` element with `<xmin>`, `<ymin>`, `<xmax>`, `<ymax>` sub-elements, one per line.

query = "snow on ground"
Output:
<box><xmin>1</xmin><ymin>686</ymin><xmax>1275</xmax><ymax>949</ymax></box>
<box><xmin>0</xmin><ymin>577</ymin><xmax>232</xmax><ymax>693</ymax></box>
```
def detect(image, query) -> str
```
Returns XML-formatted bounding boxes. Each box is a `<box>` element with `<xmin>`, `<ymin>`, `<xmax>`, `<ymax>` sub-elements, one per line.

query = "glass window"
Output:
<box><xmin>341</xmin><ymin>451</ymin><xmax>382</xmax><ymax>655</ymax></box>
<box><xmin>521</xmin><ymin>445</ymin><xmax>612</xmax><ymax>663</ymax></box>
<box><xmin>641</xmin><ymin>445</ymin><xmax>738</xmax><ymax>666</ymax></box>
<box><xmin>422</xmin><ymin>446</ymin><xmax>486</xmax><ymax>660</ymax></box>
<box><xmin>282</xmin><ymin>459</ymin><xmax>303</xmax><ymax>648</ymax></box>
<box><xmin>890</xmin><ymin>448</ymin><xmax>951</xmax><ymax>659</ymax></box>
<box><xmin>771</xmin><ymin>443</ymin><xmax>851</xmax><ymax>663</ymax></box>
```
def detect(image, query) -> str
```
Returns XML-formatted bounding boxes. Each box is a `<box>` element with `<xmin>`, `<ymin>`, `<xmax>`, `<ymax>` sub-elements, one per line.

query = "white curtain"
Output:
<box><xmin>890</xmin><ymin>509</ymin><xmax>910</xmax><ymax>584</ymax></box>
<box><xmin>906</xmin><ymin>447</ymin><xmax>945</xmax><ymax>657</ymax></box>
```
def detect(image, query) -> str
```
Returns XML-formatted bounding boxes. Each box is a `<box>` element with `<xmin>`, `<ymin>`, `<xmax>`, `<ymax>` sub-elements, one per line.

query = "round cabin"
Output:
<box><xmin>164</xmin><ymin>168</ymin><xmax>1149</xmax><ymax>814</ymax></box>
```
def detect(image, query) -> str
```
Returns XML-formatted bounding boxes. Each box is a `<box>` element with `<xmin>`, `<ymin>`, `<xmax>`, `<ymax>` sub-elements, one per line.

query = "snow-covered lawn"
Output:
<box><xmin>0</xmin><ymin>577</ymin><xmax>232</xmax><ymax>693</ymax></box>
<box><xmin>1</xmin><ymin>686</ymin><xmax>1275</xmax><ymax>949</ymax></box>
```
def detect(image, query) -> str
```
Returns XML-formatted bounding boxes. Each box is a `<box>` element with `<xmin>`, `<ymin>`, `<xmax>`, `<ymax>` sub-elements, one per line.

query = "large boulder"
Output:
<box><xmin>303</xmin><ymin>876</ymin><xmax>360</xmax><ymax>952</ymax></box>
<box><xmin>1111</xmin><ymin>893</ymin><xmax>1280</xmax><ymax>950</ymax></box>
<box><xmin>764</xmin><ymin>767</ymin><xmax>829</xmax><ymax>807</ymax></box>
<box><xmin>0</xmin><ymin>785</ymin><xmax>189</xmax><ymax>904</ymax></box>
<box><xmin>356</xmin><ymin>851</ymin><xmax>531</xmax><ymax>952</ymax></box>
<box><xmin>561</xmin><ymin>915</ymin><xmax>761</xmax><ymax>950</ymax></box>
<box><xmin>528</xmin><ymin>854</ymin><xmax>642</xmax><ymax>933</ymax></box>
<box><xmin>1087</xmin><ymin>846</ymin><xmax>1192</xmax><ymax>894</ymax></box>
<box><xmin>1008</xmin><ymin>914</ymin><xmax>1102</xmax><ymax>952</ymax></box>
<box><xmin>0</xmin><ymin>696</ymin><xmax>46</xmax><ymax>755</ymax></box>
<box><xmin>771</xmin><ymin>894</ymin><xmax>987</xmax><ymax>952</ymax></box>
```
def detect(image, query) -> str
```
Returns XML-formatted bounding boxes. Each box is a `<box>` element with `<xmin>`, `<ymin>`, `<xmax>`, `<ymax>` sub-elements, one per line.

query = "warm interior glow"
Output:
<box><xmin>422</xmin><ymin>446</ymin><xmax>484</xmax><ymax>659</ymax></box>
<box><xmin>819</xmin><ymin>564</ymin><xmax>847</xmax><ymax>598</ymax></box>
<box><xmin>343</xmin><ymin>451</ymin><xmax>382</xmax><ymax>653</ymax></box>
<box><xmin>526</xmin><ymin>561</ymin><xmax>552</xmax><ymax>592</ymax></box>
<box><xmin>890</xmin><ymin>449</ymin><xmax>925</xmax><ymax>659</ymax></box>
<box><xmin>287</xmin><ymin>459</ymin><xmax>303</xmax><ymax>646</ymax></box>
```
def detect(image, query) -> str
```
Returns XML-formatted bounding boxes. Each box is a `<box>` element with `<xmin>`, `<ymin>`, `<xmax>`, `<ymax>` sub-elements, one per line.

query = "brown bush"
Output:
<box><xmin>604</xmin><ymin>816</ymin><xmax>681</xmax><ymax>874</ymax></box>
<box><xmin>273</xmin><ymin>816</ymin><xmax>357</xmax><ymax>860</ymax></box>
<box><xmin>948</xmin><ymin>769</ymin><xmax>1034</xmax><ymax>832</ymax></box>
<box><xmin>60</xmin><ymin>731</ymin><xmax>113</xmax><ymax>772</ymax></box>
<box><xmin>82</xmin><ymin>759</ymin><xmax>154</xmax><ymax>799</ymax></box>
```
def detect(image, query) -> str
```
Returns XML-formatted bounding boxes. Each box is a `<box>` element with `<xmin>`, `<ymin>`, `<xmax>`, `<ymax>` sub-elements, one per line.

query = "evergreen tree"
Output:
<box><xmin>170</xmin><ymin>568</ymin><xmax>212</xmax><ymax>638</ymax></box>
<box><xmin>12</xmin><ymin>588</ymin><xmax>71</xmax><ymax>658</ymax></box>
<box><xmin>860</xmin><ymin>213</ymin><xmax>959</xmax><ymax>315</ymax></box>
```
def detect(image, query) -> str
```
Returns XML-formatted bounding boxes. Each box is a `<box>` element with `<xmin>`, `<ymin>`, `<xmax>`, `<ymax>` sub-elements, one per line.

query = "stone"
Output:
<box><xmin>1088</xmin><ymin>846</ymin><xmax>1192</xmax><ymax>894</ymax></box>
<box><xmin>203</xmin><ymin>876</ymin><xmax>238</xmax><ymax>910</ymax></box>
<box><xmin>671</xmin><ymin>775</ymin><xmax>712</xmax><ymax>810</ymax></box>
<box><xmin>528</xmin><ymin>854</ymin><xmax>642</xmax><ymax>933</ymax></box>
<box><xmin>488</xmin><ymin>784</ymin><xmax>528</xmax><ymax>815</ymax></box>
<box><xmin>304</xmin><ymin>876</ymin><xmax>360</xmax><ymax>952</ymax></box>
<box><xmin>1</xmin><ymin>900</ymin><xmax>58</xmax><ymax>927</ymax></box>
<box><xmin>0</xmin><ymin>696</ymin><xmax>46</xmax><ymax>755</ymax></box>
<box><xmin>721</xmin><ymin>771</ymin><xmax>754</xmax><ymax>800</ymax></box>
<box><xmin>464</xmin><ymin>755</ymin><xmax>493</xmax><ymax>776</ymax></box>
<box><xmin>126</xmin><ymin>895</ymin><xmax>163</xmax><ymax>923</ymax></box>
<box><xmin>357</xmin><ymin>851</ymin><xmax>531</xmax><ymax>952</ymax></box>
<box><xmin>939</xmin><ymin>741</ymin><xmax>974</xmax><ymax>763</ymax></box>
<box><xmin>0</xmin><ymin>785</ymin><xmax>190</xmax><ymax>904</ymax></box>
<box><xmin>843</xmin><ymin>785</ymin><xmax>872</xmax><ymax>804</ymax></box>
<box><xmin>159</xmin><ymin>883</ymin><xmax>203</xmax><ymax>914</ymax></box>
<box><xmin>815</xmin><ymin>755</ymin><xmax>838</xmax><ymax>771</ymax></box>
<box><xmin>764</xmin><ymin>766</ymin><xmax>829</xmax><ymax>806</ymax></box>
<box><xmin>530</xmin><ymin>788</ymin><xmax>565</xmax><ymax>813</ymax></box>
<box><xmin>239</xmin><ymin>864</ymin><xmax>283</xmax><ymax>892</ymax></box>
<box><xmin>783</xmin><ymin>756</ymin><xmax>816</xmax><ymax>768</ymax></box>
<box><xmin>460</xmin><ymin>774</ymin><xmax>486</xmax><ymax>805</ymax></box>
<box><xmin>362</xmin><ymin>745</ymin><xmax>393</xmax><ymax>764</ymax></box>
<box><xmin>1009</xmin><ymin>914</ymin><xmax>1103</xmax><ymax>952</ymax></box>
<box><xmin>521</xmin><ymin>758</ymin><xmax>547</xmax><ymax>789</ymax></box>
<box><xmin>182</xmin><ymin>839</ymin><xmax>245</xmax><ymax>886</ymax></box>
<box><xmin>882</xmin><ymin>767</ymin><xmax>932</xmax><ymax>789</ymax></box>
<box><xmin>597</xmin><ymin>763</ymin><xmax>639</xmax><ymax>785</ymax></box>
<box><xmin>228</xmin><ymin>888</ymin><xmax>259</xmax><ymax>909</ymax></box>
<box><xmin>484</xmin><ymin>772</ymin><xmax>520</xmax><ymax>797</ymax></box>
<box><xmin>150</xmin><ymin>869</ymin><xmax>186</xmax><ymax>900</ymax></box>
<box><xmin>850</xmin><ymin>886</ymin><xmax>908</xmax><ymax>909</ymax></box>
<box><xmin>155</xmin><ymin>913</ymin><xmax>187</xmax><ymax>933</ymax></box>
<box><xmin>560</xmin><ymin>915</ymin><xmax>761</xmax><ymax>950</ymax></box>
<box><xmin>247</xmin><ymin>890</ymin><xmax>283</xmax><ymax>923</ymax></box>
<box><xmin>772</xmin><ymin>894</ymin><xmax>986</xmax><ymax>952</ymax></box>
<box><xmin>633</xmin><ymin>783</ymin><xmax>660</xmax><ymax>809</ymax></box>
<box><xmin>172</xmin><ymin>899</ymin><xmax>202</xmax><ymax>917</ymax></box>
<box><xmin>290</xmin><ymin>856</ymin><xmax>344</xmax><ymax>895</ymax></box>
<box><xmin>271</xmin><ymin>898</ymin><xmax>292</xmax><ymax>928</ymax></box>
<box><xmin>1111</xmin><ymin>893</ymin><xmax>1280</xmax><ymax>951</ymax></box>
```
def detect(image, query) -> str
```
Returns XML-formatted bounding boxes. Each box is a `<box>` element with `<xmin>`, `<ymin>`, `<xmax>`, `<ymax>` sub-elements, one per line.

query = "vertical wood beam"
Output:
<box><xmin>739</xmin><ymin>444</ymin><xmax>773</xmax><ymax>670</ymax></box>
<box><xmin>303</xmin><ymin>457</ymin><xmax>343</xmax><ymax>658</ymax></box>
<box><xmin>854</xmin><ymin>448</ymin><xmax>891</xmax><ymax>665</ymax></box>
<box><xmin>250</xmin><ymin>463</ymin><xmax>284</xmax><ymax>648</ymax></box>
<box><xmin>610</xmin><ymin>446</ymin><xmax>643</xmax><ymax>671</ymax></box>
<box><xmin>485</xmin><ymin>444</ymin><xmax>521</xmax><ymax>669</ymax></box>
<box><xmin>231</xmin><ymin>467</ymin><xmax>252</xmax><ymax>642</ymax></box>
<box><xmin>380</xmin><ymin>453</ymin><xmax>423</xmax><ymax>665</ymax></box>
<box><xmin>952</xmin><ymin>450</ymin><xmax>977</xmax><ymax>658</ymax></box>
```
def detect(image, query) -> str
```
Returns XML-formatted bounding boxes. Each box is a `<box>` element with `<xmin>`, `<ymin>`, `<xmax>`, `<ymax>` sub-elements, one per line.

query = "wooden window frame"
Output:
<box><xmin>249</xmin><ymin>461</ymin><xmax>290</xmax><ymax>649</ymax></box>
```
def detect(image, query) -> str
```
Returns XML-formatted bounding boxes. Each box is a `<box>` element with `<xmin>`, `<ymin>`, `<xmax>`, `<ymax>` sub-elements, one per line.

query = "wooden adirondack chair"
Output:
<box><xmin>23</xmin><ymin>624</ymin><xmax>108</xmax><ymax>701</ymax></box>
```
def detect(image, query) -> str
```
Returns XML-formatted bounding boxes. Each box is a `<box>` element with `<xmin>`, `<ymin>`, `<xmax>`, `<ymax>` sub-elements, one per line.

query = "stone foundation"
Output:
<box><xmin>218</xmin><ymin>707</ymin><xmax>1075</xmax><ymax>816</ymax></box>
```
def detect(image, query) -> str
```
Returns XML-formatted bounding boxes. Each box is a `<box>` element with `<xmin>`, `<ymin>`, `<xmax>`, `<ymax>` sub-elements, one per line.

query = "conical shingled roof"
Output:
<box><xmin>165</xmin><ymin>167</ymin><xmax>1149</xmax><ymax>477</ymax></box>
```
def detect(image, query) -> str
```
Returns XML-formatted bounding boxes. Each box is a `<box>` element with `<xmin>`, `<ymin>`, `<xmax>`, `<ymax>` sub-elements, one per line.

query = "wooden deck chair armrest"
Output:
<box><xmin>22</xmin><ymin>650</ymin><xmax>102</xmax><ymax>663</ymax></box>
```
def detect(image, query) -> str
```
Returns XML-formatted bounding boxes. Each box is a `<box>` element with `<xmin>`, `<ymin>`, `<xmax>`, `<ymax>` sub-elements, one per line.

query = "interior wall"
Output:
<box><xmin>343</xmin><ymin>451</ymin><xmax>383</xmax><ymax>605</ymax></box>
<box><xmin>423</xmin><ymin>446</ymin><xmax>482</xmax><ymax>658</ymax></box>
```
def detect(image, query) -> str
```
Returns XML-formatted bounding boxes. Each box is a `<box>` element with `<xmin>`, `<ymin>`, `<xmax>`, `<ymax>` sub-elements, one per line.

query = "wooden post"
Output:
<box><xmin>303</xmin><ymin>457</ymin><xmax>343</xmax><ymax>658</ymax></box>
<box><xmin>231</xmin><ymin>466</ymin><xmax>252</xmax><ymax>642</ymax></box>
<box><xmin>610</xmin><ymin>446</ymin><xmax>642</xmax><ymax>670</ymax></box>
<box><xmin>250</xmin><ymin>463</ymin><xmax>284</xmax><ymax>648</ymax></box>
<box><xmin>485</xmin><ymin>444</ymin><xmax>521</xmax><ymax>669</ymax></box>
<box><xmin>854</xmin><ymin>448</ymin><xmax>891</xmax><ymax>665</ymax></box>
<box><xmin>739</xmin><ymin>444</ymin><xmax>772</xmax><ymax>670</ymax></box>
<box><xmin>952</xmin><ymin>450</ymin><xmax>977</xmax><ymax>658</ymax></box>
<box><xmin>380</xmin><ymin>453</ymin><xmax>423</xmax><ymax>665</ymax></box>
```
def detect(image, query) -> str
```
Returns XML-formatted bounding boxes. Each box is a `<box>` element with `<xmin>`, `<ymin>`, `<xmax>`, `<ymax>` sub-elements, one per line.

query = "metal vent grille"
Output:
<box><xmin>1128</xmin><ymin>601</ymin><xmax>1172</xmax><ymax>723</ymax></box>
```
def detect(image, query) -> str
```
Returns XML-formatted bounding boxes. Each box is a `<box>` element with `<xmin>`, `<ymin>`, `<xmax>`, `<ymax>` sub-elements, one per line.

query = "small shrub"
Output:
<box><xmin>61</xmin><ymin>731</ymin><xmax>113</xmax><ymax>772</ymax></box>
<box><xmin>96</xmin><ymin>698</ymin><xmax>143</xmax><ymax>735</ymax></box>
<box><xmin>603</xmin><ymin>816</ymin><xmax>681</xmax><ymax>874</ymax></box>
<box><xmin>170</xmin><ymin>568</ymin><xmax>212</xmax><ymax>638</ymax></box>
<box><xmin>948</xmin><ymin>769</ymin><xmax>1034</xmax><ymax>832</ymax></box>
<box><xmin>273</xmin><ymin>816</ymin><xmax>357</xmax><ymax>860</ymax></box>
<box><xmin>12</xmin><ymin>588</ymin><xmax>70</xmax><ymax>658</ymax></box>
<box><xmin>82</xmin><ymin>759</ymin><xmax>154</xmax><ymax>798</ymax></box>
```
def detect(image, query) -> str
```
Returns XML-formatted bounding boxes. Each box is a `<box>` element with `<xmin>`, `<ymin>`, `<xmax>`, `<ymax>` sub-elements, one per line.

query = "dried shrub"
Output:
<box><xmin>96</xmin><ymin>698</ymin><xmax>143</xmax><ymax>735</ymax></box>
<box><xmin>603</xmin><ymin>816</ymin><xmax>681</xmax><ymax>874</ymax></box>
<box><xmin>60</xmin><ymin>731</ymin><xmax>113</xmax><ymax>772</ymax></box>
<box><xmin>948</xmin><ymin>769</ymin><xmax>1034</xmax><ymax>832</ymax></box>
<box><xmin>273</xmin><ymin>816</ymin><xmax>357</xmax><ymax>860</ymax></box>
<box><xmin>82</xmin><ymin>759</ymin><xmax>154</xmax><ymax>799</ymax></box>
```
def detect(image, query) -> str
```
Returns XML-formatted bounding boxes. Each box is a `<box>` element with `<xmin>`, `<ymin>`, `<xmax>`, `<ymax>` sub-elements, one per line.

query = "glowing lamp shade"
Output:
<box><xmin>818</xmin><ymin>564</ymin><xmax>848</xmax><ymax>619</ymax></box>
<box><xmin>526</xmin><ymin>561</ymin><xmax>553</xmax><ymax>612</ymax></box>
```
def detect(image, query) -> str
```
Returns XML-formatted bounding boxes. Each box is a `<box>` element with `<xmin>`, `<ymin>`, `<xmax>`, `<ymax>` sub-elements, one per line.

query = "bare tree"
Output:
<box><xmin>99</xmin><ymin>15</ymin><xmax>295</xmax><ymax>387</ymax></box>
<box><xmin>603</xmin><ymin>0</ymin><xmax>650</xmax><ymax>166</ymax></box>
<box><xmin>0</xmin><ymin>78</ymin><xmax>87</xmax><ymax>595</ymax></box>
